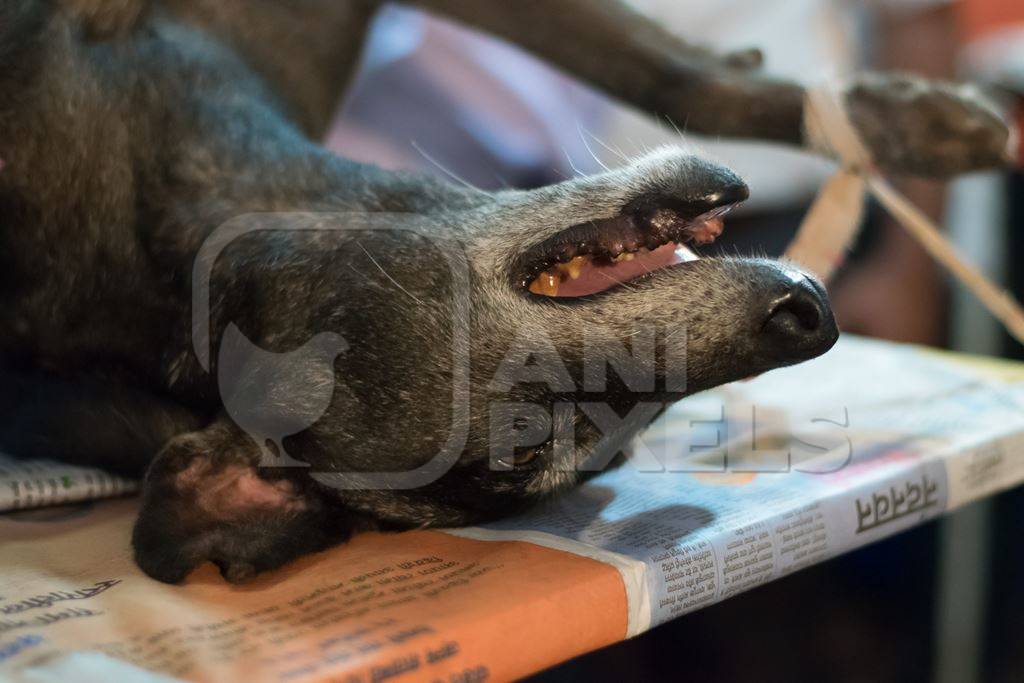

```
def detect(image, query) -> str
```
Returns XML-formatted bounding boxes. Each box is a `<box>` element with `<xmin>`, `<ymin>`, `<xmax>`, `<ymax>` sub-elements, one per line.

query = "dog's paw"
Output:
<box><xmin>844</xmin><ymin>73</ymin><xmax>1011</xmax><ymax>177</ymax></box>
<box><xmin>132</xmin><ymin>500</ymin><xmax>327</xmax><ymax>584</ymax></box>
<box><xmin>132</xmin><ymin>426</ymin><xmax>355</xmax><ymax>583</ymax></box>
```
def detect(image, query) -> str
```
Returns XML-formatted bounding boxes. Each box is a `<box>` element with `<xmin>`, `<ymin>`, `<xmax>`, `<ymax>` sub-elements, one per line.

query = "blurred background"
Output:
<box><xmin>324</xmin><ymin>1</ymin><xmax>1024</xmax><ymax>680</ymax></box>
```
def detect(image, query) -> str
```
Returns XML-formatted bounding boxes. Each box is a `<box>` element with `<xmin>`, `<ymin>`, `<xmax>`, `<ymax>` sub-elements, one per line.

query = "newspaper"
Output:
<box><xmin>461</xmin><ymin>339</ymin><xmax>1024</xmax><ymax>634</ymax></box>
<box><xmin>2</xmin><ymin>336</ymin><xmax>1024</xmax><ymax>682</ymax></box>
<box><xmin>0</xmin><ymin>458</ymin><xmax>137</xmax><ymax>512</ymax></box>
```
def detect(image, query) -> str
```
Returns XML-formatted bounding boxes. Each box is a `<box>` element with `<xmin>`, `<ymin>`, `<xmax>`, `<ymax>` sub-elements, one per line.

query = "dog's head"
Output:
<box><xmin>216</xmin><ymin>148</ymin><xmax>837</xmax><ymax>527</ymax></box>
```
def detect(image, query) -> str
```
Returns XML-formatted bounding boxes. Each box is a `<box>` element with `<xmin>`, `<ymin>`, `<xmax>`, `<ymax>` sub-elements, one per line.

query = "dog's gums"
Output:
<box><xmin>526</xmin><ymin>221</ymin><xmax>722</xmax><ymax>297</ymax></box>
<box><xmin>521</xmin><ymin>194</ymin><xmax>743</xmax><ymax>297</ymax></box>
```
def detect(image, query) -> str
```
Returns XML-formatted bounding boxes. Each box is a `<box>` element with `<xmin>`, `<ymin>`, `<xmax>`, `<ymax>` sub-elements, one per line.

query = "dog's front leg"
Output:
<box><xmin>410</xmin><ymin>0</ymin><xmax>1010</xmax><ymax>176</ymax></box>
<box><xmin>132</xmin><ymin>416</ymin><xmax>368</xmax><ymax>583</ymax></box>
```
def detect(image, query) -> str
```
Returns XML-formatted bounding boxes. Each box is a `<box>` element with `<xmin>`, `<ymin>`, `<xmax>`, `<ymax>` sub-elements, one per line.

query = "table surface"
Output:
<box><xmin>2</xmin><ymin>336</ymin><xmax>1024</xmax><ymax>683</ymax></box>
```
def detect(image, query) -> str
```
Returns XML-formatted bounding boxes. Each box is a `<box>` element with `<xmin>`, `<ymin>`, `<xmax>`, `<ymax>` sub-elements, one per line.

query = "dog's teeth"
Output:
<box><xmin>529</xmin><ymin>271</ymin><xmax>562</xmax><ymax>296</ymax></box>
<box><xmin>558</xmin><ymin>256</ymin><xmax>585</xmax><ymax>280</ymax></box>
<box><xmin>614</xmin><ymin>252</ymin><xmax>635</xmax><ymax>262</ymax></box>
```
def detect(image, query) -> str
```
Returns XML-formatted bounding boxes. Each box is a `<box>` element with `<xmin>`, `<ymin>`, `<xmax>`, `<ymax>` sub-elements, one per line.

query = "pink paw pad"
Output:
<box><xmin>175</xmin><ymin>460</ymin><xmax>307</xmax><ymax>521</ymax></box>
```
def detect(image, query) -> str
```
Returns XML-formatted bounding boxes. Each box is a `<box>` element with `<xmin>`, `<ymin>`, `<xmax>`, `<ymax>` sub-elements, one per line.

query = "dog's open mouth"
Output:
<box><xmin>519</xmin><ymin>199</ymin><xmax>741</xmax><ymax>298</ymax></box>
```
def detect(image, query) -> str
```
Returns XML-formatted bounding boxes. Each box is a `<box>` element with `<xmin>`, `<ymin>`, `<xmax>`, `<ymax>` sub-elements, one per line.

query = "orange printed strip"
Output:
<box><xmin>0</xmin><ymin>500</ymin><xmax>629</xmax><ymax>683</ymax></box>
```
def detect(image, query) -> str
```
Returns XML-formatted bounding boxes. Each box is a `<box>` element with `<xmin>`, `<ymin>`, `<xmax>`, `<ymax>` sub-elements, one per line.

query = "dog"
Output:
<box><xmin>0</xmin><ymin>0</ymin><xmax>1008</xmax><ymax>583</ymax></box>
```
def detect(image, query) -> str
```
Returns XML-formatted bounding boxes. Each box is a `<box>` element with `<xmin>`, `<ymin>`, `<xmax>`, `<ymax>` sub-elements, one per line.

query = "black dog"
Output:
<box><xmin>0</xmin><ymin>0</ymin><xmax>1008</xmax><ymax>583</ymax></box>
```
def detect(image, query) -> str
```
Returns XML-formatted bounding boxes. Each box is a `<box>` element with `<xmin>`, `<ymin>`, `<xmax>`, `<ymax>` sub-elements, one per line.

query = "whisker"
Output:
<box><xmin>628</xmin><ymin>136</ymin><xmax>652</xmax><ymax>157</ymax></box>
<box><xmin>561</xmin><ymin>145</ymin><xmax>586</xmax><ymax>177</ymax></box>
<box><xmin>356</xmin><ymin>241</ymin><xmax>423</xmax><ymax>305</ymax></box>
<box><xmin>664</xmin><ymin>115</ymin><xmax>686</xmax><ymax>141</ymax></box>
<box><xmin>597</xmin><ymin>269</ymin><xmax>638</xmax><ymax>291</ymax></box>
<box><xmin>586</xmin><ymin>130</ymin><xmax>630</xmax><ymax>163</ymax></box>
<box><xmin>575</xmin><ymin>122</ymin><xmax>612</xmax><ymax>172</ymax></box>
<box><xmin>411</xmin><ymin>140</ymin><xmax>489</xmax><ymax>196</ymax></box>
<box><xmin>653</xmin><ymin>112</ymin><xmax>671</xmax><ymax>138</ymax></box>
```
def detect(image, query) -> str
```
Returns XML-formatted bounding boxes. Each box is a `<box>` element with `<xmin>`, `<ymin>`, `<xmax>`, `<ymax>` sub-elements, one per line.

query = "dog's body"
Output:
<box><xmin>0</xmin><ymin>0</ymin><xmax>1007</xmax><ymax>582</ymax></box>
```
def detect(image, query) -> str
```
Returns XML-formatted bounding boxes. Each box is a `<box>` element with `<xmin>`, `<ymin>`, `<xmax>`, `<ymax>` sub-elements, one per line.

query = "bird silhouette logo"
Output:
<box><xmin>217</xmin><ymin>323</ymin><xmax>349</xmax><ymax>468</ymax></box>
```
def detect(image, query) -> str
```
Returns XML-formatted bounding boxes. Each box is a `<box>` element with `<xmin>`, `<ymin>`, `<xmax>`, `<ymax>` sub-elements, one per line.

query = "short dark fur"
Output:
<box><xmin>0</xmin><ymin>0</ymin><xmax>1002</xmax><ymax>583</ymax></box>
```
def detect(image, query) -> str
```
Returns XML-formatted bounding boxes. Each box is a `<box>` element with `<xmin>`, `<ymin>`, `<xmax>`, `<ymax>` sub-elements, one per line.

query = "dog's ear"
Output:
<box><xmin>61</xmin><ymin>0</ymin><xmax>149</xmax><ymax>41</ymax></box>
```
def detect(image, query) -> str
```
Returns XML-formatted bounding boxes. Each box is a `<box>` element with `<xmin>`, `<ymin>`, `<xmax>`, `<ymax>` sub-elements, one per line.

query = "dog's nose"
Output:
<box><xmin>758</xmin><ymin>270</ymin><xmax>838</xmax><ymax>363</ymax></box>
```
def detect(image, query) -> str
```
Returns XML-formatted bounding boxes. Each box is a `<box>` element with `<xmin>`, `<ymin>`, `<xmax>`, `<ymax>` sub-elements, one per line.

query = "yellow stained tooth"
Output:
<box><xmin>563</xmin><ymin>256</ymin><xmax>585</xmax><ymax>280</ymax></box>
<box><xmin>615</xmin><ymin>252</ymin><xmax>635</xmax><ymax>262</ymax></box>
<box><xmin>529</xmin><ymin>272</ymin><xmax>560</xmax><ymax>296</ymax></box>
<box><xmin>552</xmin><ymin>256</ymin><xmax>587</xmax><ymax>281</ymax></box>
<box><xmin>544</xmin><ymin>272</ymin><xmax>559</xmax><ymax>295</ymax></box>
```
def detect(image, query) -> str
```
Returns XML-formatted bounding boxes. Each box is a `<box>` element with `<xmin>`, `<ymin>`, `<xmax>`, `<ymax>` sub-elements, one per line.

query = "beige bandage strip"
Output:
<box><xmin>788</xmin><ymin>85</ymin><xmax>1024</xmax><ymax>346</ymax></box>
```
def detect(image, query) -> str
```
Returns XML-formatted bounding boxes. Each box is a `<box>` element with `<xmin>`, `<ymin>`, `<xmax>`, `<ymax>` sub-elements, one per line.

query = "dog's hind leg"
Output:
<box><xmin>131</xmin><ymin>415</ymin><xmax>371</xmax><ymax>583</ymax></box>
<box><xmin>0</xmin><ymin>367</ymin><xmax>204</xmax><ymax>478</ymax></box>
